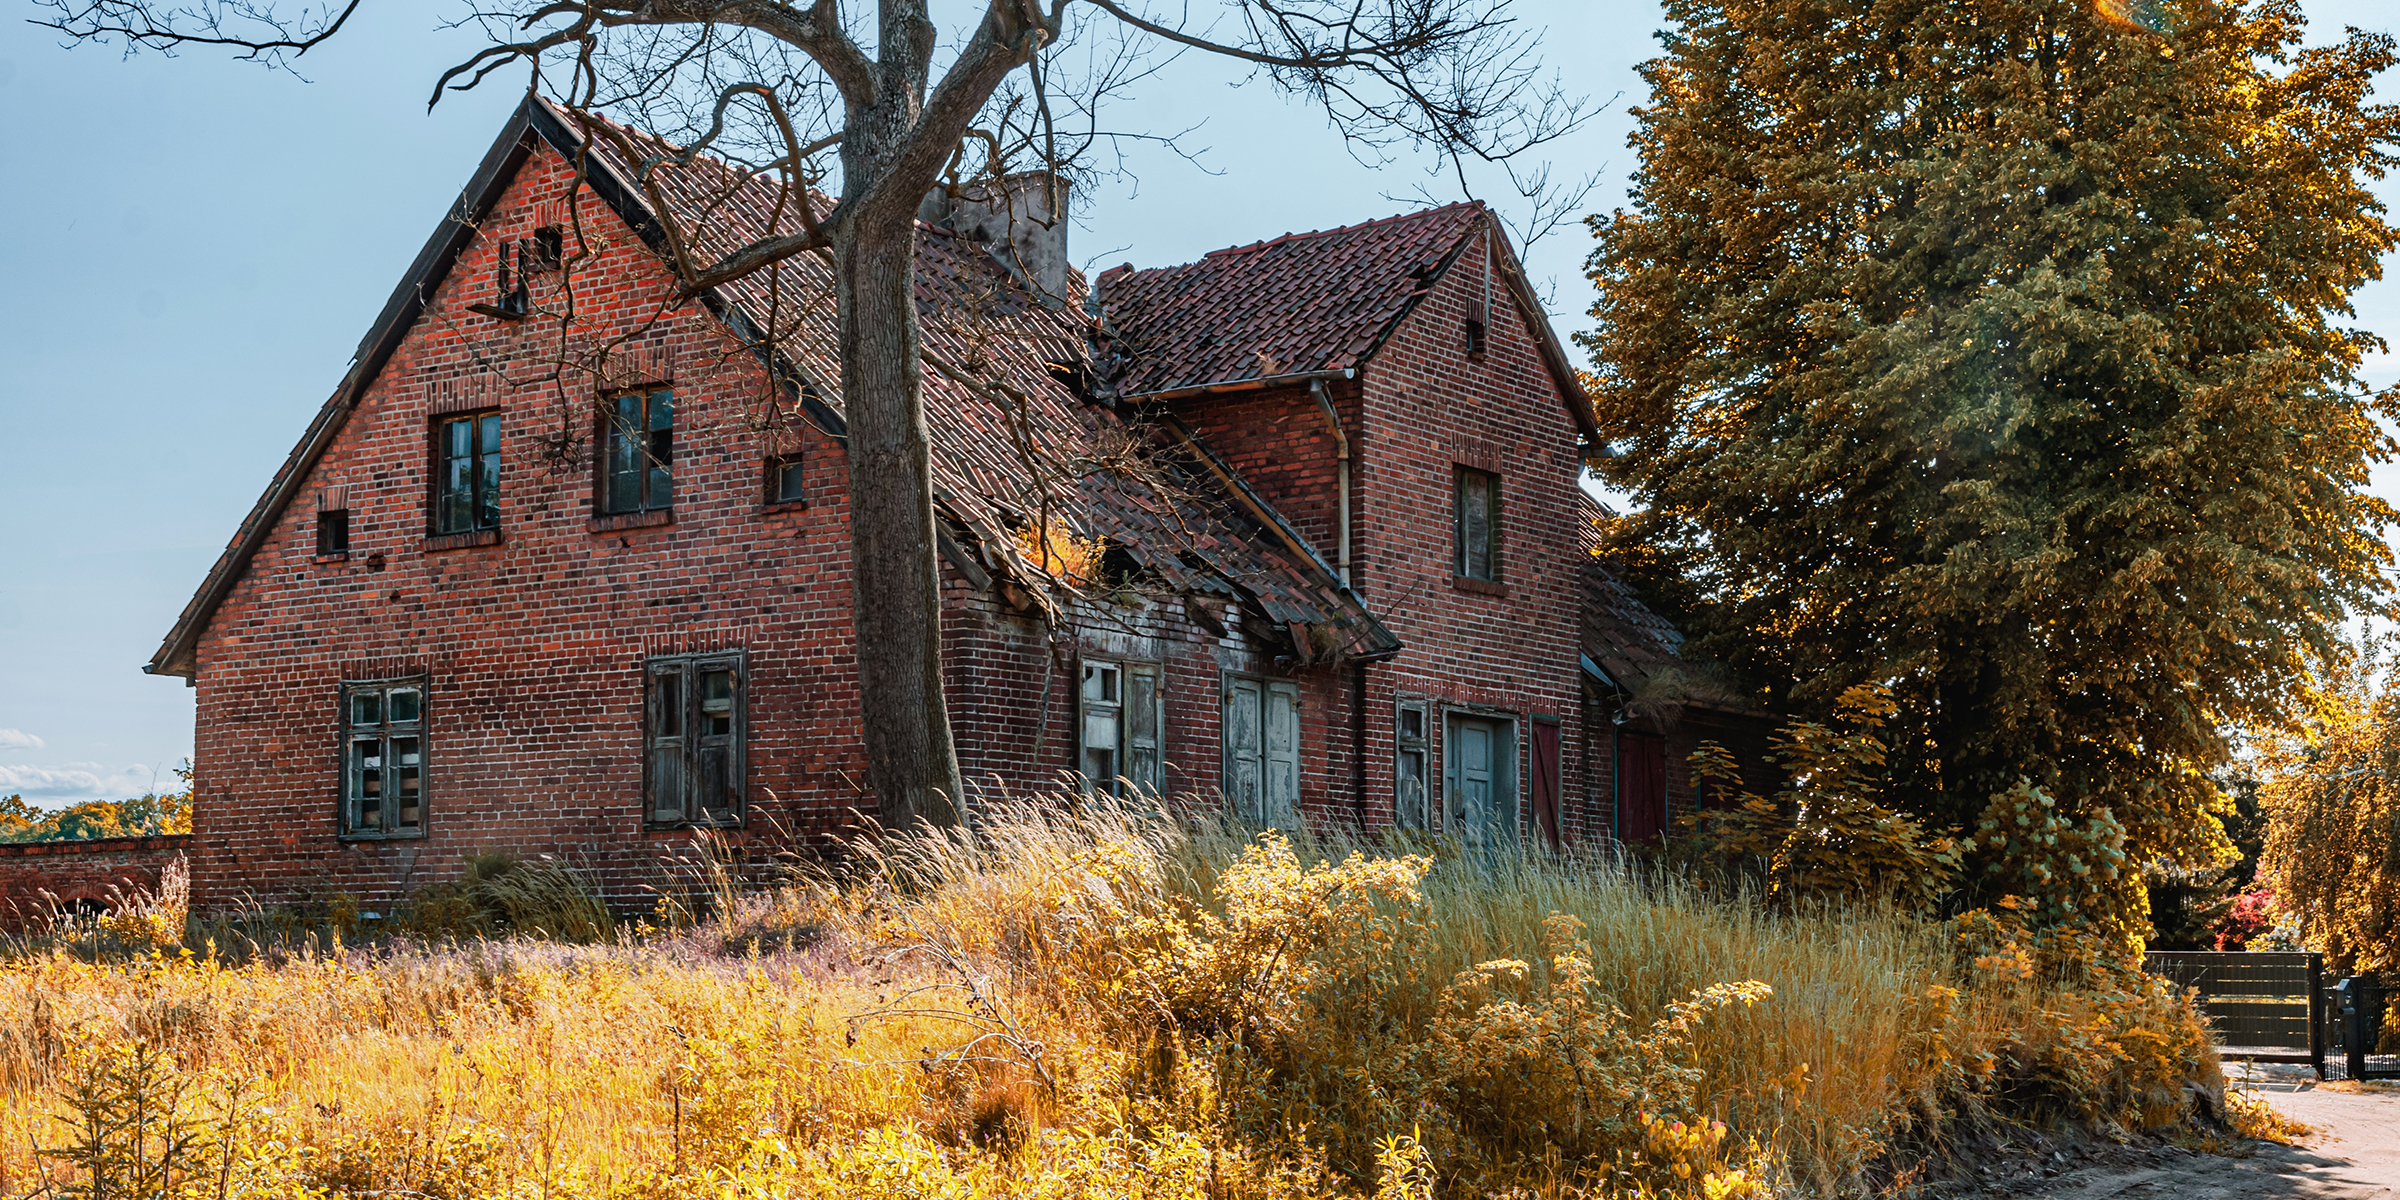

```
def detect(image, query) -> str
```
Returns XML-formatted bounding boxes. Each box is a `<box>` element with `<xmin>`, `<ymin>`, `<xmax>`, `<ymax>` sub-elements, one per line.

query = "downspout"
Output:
<box><xmin>1308</xmin><ymin>379</ymin><xmax>1351</xmax><ymax>587</ymax></box>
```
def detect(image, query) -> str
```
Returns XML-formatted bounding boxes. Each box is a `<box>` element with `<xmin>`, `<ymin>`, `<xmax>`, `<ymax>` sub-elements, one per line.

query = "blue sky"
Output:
<box><xmin>1</xmin><ymin>1</ymin><xmax>2394</xmax><ymax>803</ymax></box>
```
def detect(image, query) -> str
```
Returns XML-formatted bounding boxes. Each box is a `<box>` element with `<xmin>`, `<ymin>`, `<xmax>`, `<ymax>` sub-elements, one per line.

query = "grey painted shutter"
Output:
<box><xmin>1126</xmin><ymin>664</ymin><xmax>1162</xmax><ymax>797</ymax></box>
<box><xmin>1263</xmin><ymin>681</ymin><xmax>1300</xmax><ymax>826</ymax></box>
<box><xmin>1224</xmin><ymin>678</ymin><xmax>1263</xmax><ymax>821</ymax></box>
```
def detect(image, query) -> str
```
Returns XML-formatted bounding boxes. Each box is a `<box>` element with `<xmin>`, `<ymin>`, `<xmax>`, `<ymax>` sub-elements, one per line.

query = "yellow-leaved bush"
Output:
<box><xmin>0</xmin><ymin>798</ymin><xmax>2219</xmax><ymax>1199</ymax></box>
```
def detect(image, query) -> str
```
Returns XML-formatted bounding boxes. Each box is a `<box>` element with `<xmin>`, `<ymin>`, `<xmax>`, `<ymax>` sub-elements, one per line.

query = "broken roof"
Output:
<box><xmin>146</xmin><ymin>96</ymin><xmax>1399</xmax><ymax>677</ymax></box>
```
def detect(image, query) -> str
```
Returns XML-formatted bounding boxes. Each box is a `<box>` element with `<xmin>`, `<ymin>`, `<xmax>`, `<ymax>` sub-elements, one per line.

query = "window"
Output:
<box><xmin>603</xmin><ymin>389</ymin><xmax>674</xmax><ymax>514</ymax></box>
<box><xmin>1078</xmin><ymin>658</ymin><xmax>1164</xmax><ymax>797</ymax></box>
<box><xmin>766</xmin><ymin>454</ymin><xmax>805</xmax><ymax>506</ymax></box>
<box><xmin>1455</xmin><ymin>468</ymin><xmax>1501</xmax><ymax>581</ymax></box>
<box><xmin>1394</xmin><ymin>699</ymin><xmax>1431</xmax><ymax>830</ymax></box>
<box><xmin>435</xmin><ymin>412</ymin><xmax>502</xmax><ymax>534</ymax></box>
<box><xmin>316</xmin><ymin>509</ymin><xmax>349</xmax><ymax>557</ymax></box>
<box><xmin>342</xmin><ymin>679</ymin><xmax>426</xmax><ymax>837</ymax></box>
<box><xmin>645</xmin><ymin>652</ymin><xmax>744</xmax><ymax>826</ymax></box>
<box><xmin>1222</xmin><ymin>674</ymin><xmax>1299</xmax><ymax>825</ymax></box>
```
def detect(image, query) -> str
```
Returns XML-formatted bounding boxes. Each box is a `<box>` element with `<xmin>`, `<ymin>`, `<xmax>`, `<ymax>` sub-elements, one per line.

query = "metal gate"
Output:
<box><xmin>2144</xmin><ymin>951</ymin><xmax>2324</xmax><ymax>1074</ymax></box>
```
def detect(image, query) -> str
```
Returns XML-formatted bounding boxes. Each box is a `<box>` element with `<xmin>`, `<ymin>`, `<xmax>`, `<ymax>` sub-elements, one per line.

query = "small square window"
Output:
<box><xmin>316</xmin><ymin>509</ymin><xmax>350</xmax><ymax>556</ymax></box>
<box><xmin>766</xmin><ymin>454</ymin><xmax>805</xmax><ymax>505</ymax></box>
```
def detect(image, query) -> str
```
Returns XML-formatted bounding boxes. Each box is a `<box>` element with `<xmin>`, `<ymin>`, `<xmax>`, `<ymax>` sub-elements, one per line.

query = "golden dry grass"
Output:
<box><xmin>0</xmin><ymin>797</ymin><xmax>2218</xmax><ymax>1199</ymax></box>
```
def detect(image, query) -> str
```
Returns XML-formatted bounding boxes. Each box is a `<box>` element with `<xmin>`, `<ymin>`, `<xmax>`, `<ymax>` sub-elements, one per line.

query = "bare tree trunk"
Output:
<box><xmin>834</xmin><ymin>192</ymin><xmax>965</xmax><ymax>829</ymax></box>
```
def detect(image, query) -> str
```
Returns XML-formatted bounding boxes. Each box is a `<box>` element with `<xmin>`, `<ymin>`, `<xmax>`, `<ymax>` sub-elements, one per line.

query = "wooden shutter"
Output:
<box><xmin>1262</xmin><ymin>681</ymin><xmax>1300</xmax><ymax>827</ymax></box>
<box><xmin>1126</xmin><ymin>664</ymin><xmax>1162</xmax><ymax>797</ymax></box>
<box><xmin>646</xmin><ymin>662</ymin><xmax>688</xmax><ymax>823</ymax></box>
<box><xmin>1531</xmin><ymin>718</ymin><xmax>1562</xmax><ymax>848</ymax></box>
<box><xmin>692</xmin><ymin>655</ymin><xmax>744</xmax><ymax>823</ymax></box>
<box><xmin>1223</xmin><ymin>678</ymin><xmax>1263</xmax><ymax>821</ymax></box>
<box><xmin>1618</xmin><ymin>733</ymin><xmax>1668</xmax><ymax>843</ymax></box>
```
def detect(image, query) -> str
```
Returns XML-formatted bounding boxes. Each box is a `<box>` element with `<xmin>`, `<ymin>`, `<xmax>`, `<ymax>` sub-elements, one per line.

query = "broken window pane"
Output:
<box><xmin>700</xmin><ymin>670</ymin><xmax>734</xmax><ymax>736</ymax></box>
<box><xmin>344</xmin><ymin>679</ymin><xmax>428</xmax><ymax>837</ymax></box>
<box><xmin>645</xmin><ymin>653</ymin><xmax>742</xmax><ymax>826</ymax></box>
<box><xmin>1456</xmin><ymin>469</ymin><xmax>1499</xmax><ymax>580</ymax></box>
<box><xmin>393</xmin><ymin>736</ymin><xmax>422</xmax><ymax>829</ymax></box>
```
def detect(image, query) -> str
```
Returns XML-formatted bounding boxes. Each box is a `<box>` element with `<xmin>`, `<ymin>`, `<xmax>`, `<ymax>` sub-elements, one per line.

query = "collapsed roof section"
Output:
<box><xmin>146</xmin><ymin>96</ymin><xmax>1400</xmax><ymax>677</ymax></box>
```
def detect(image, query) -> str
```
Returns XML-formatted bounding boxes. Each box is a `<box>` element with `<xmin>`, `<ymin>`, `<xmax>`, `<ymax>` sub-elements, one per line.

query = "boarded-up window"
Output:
<box><xmin>1394</xmin><ymin>699</ymin><xmax>1431</xmax><ymax>830</ymax></box>
<box><xmin>1223</xmin><ymin>675</ymin><xmax>1300</xmax><ymax>826</ymax></box>
<box><xmin>647</xmin><ymin>652</ymin><xmax>744</xmax><ymax>826</ymax></box>
<box><xmin>342</xmin><ymin>677</ymin><xmax>426</xmax><ymax>837</ymax></box>
<box><xmin>1079</xmin><ymin>658</ymin><xmax>1164</xmax><ymax>797</ymax></box>
<box><xmin>1455</xmin><ymin>468</ymin><xmax>1501</xmax><ymax>581</ymax></box>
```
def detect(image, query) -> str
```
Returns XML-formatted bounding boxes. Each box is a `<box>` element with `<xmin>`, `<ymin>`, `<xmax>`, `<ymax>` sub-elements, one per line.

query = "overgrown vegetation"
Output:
<box><xmin>1</xmin><ymin>800</ymin><xmax>2221</xmax><ymax>1199</ymax></box>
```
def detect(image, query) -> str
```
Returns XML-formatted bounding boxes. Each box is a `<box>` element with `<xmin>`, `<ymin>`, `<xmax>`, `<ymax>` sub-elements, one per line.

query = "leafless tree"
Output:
<box><xmin>37</xmin><ymin>0</ymin><xmax>1589</xmax><ymax>829</ymax></box>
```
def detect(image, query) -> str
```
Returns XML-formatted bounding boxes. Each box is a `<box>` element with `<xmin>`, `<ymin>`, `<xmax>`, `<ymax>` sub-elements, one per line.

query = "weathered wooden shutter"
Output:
<box><xmin>646</xmin><ymin>662</ymin><xmax>687</xmax><ymax>823</ymax></box>
<box><xmin>1531</xmin><ymin>718</ymin><xmax>1562</xmax><ymax>847</ymax></box>
<box><xmin>1262</xmin><ymin>680</ymin><xmax>1300</xmax><ymax>826</ymax></box>
<box><xmin>1223</xmin><ymin>678</ymin><xmax>1263</xmax><ymax>821</ymax></box>
<box><xmin>693</xmin><ymin>655</ymin><xmax>744</xmax><ymax>823</ymax></box>
<box><xmin>1126</xmin><ymin>663</ymin><xmax>1162</xmax><ymax>797</ymax></box>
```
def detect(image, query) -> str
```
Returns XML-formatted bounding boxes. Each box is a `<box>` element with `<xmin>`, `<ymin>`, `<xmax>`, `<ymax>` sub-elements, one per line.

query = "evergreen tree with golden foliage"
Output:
<box><xmin>1584</xmin><ymin>0</ymin><xmax>2400</xmax><ymax>919</ymax></box>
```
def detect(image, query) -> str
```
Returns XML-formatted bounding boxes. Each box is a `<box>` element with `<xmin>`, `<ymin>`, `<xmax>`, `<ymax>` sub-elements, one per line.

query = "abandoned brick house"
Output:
<box><xmin>91</xmin><ymin>96</ymin><xmax>1769</xmax><ymax>911</ymax></box>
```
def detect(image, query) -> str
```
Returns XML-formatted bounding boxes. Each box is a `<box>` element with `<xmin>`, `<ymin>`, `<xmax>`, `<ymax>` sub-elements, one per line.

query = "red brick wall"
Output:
<box><xmin>189</xmin><ymin>144</ymin><xmax>870</xmax><ymax>910</ymax></box>
<box><xmin>184</xmin><ymin>145</ymin><xmax>1628</xmax><ymax>913</ymax></box>
<box><xmin>0</xmin><ymin>837</ymin><xmax>191</xmax><ymax>925</ymax></box>
<box><xmin>1164</xmin><ymin>229</ymin><xmax>1594</xmax><ymax>842</ymax></box>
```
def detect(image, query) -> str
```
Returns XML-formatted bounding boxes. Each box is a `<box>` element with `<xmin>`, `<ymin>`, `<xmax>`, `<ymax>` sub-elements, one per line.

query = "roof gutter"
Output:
<box><xmin>1120</xmin><ymin>367</ymin><xmax>1354</xmax><ymax>405</ymax></box>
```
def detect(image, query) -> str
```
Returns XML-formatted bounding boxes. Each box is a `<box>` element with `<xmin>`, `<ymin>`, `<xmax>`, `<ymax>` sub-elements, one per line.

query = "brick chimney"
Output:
<box><xmin>920</xmin><ymin>171</ymin><xmax>1071</xmax><ymax>306</ymax></box>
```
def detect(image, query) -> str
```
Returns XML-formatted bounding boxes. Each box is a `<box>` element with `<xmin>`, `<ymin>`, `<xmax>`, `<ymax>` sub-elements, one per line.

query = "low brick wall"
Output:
<box><xmin>0</xmin><ymin>835</ymin><xmax>191</xmax><ymax>924</ymax></box>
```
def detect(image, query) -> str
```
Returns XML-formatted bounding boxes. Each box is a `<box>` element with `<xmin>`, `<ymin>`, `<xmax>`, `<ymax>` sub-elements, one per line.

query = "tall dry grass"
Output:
<box><xmin>0</xmin><ymin>796</ymin><xmax>2216</xmax><ymax>1199</ymax></box>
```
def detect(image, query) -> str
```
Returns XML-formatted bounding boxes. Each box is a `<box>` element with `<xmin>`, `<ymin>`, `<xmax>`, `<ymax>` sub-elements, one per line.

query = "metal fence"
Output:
<box><xmin>2142</xmin><ymin>951</ymin><xmax>2399</xmax><ymax>1081</ymax></box>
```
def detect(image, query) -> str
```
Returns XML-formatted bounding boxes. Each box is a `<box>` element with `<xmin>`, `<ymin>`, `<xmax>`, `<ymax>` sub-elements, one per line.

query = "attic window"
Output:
<box><xmin>316</xmin><ymin>509</ymin><xmax>350</xmax><ymax>558</ymax></box>
<box><xmin>1465</xmin><ymin>298</ymin><xmax>1488</xmax><ymax>359</ymax></box>
<box><xmin>531</xmin><ymin>225</ymin><xmax>564</xmax><ymax>270</ymax></box>
<box><xmin>469</xmin><ymin>240</ymin><xmax>530</xmax><ymax>321</ymax></box>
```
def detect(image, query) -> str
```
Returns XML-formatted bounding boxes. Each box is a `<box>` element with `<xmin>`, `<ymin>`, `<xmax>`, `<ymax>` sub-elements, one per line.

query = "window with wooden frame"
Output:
<box><xmin>1079</xmin><ymin>658</ymin><xmax>1163</xmax><ymax>797</ymax></box>
<box><xmin>316</xmin><ymin>508</ymin><xmax>349</xmax><ymax>557</ymax></box>
<box><xmin>1394</xmin><ymin>698</ymin><xmax>1432</xmax><ymax>830</ymax></box>
<box><xmin>434</xmin><ymin>411</ymin><xmax>502</xmax><ymax>534</ymax></box>
<box><xmin>765</xmin><ymin>453</ymin><xmax>805</xmax><ymax>506</ymax></box>
<box><xmin>601</xmin><ymin>389</ymin><xmax>674</xmax><ymax>515</ymax></box>
<box><xmin>1455</xmin><ymin>467</ymin><xmax>1501</xmax><ymax>581</ymax></box>
<box><xmin>341</xmin><ymin>678</ymin><xmax>426</xmax><ymax>837</ymax></box>
<box><xmin>645</xmin><ymin>652</ymin><xmax>745</xmax><ymax>826</ymax></box>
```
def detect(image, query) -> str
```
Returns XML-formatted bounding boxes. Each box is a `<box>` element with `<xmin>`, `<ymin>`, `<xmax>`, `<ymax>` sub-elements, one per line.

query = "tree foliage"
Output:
<box><xmin>2257</xmin><ymin>649</ymin><xmax>2400</xmax><ymax>977</ymax></box>
<box><xmin>1584</xmin><ymin>0</ymin><xmax>2400</xmax><ymax>899</ymax></box>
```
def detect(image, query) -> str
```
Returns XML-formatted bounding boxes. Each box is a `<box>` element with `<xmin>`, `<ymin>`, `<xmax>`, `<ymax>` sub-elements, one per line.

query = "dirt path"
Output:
<box><xmin>1963</xmin><ymin>1065</ymin><xmax>2399</xmax><ymax>1200</ymax></box>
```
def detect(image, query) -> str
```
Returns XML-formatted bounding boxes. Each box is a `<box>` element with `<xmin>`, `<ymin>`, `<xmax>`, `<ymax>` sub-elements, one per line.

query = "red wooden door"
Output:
<box><xmin>1531</xmin><ymin>719</ymin><xmax>1562</xmax><ymax>847</ymax></box>
<box><xmin>1618</xmin><ymin>733</ymin><xmax>1668</xmax><ymax>844</ymax></box>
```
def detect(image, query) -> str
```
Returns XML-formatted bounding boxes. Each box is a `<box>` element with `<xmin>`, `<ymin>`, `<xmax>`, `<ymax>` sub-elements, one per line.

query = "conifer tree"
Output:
<box><xmin>1584</xmin><ymin>0</ymin><xmax>2400</xmax><ymax>899</ymax></box>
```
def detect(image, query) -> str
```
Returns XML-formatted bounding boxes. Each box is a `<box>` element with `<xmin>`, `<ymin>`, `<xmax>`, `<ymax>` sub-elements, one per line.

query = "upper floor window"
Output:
<box><xmin>603</xmin><ymin>389</ymin><xmax>674</xmax><ymax>515</ymax></box>
<box><xmin>342</xmin><ymin>678</ymin><xmax>425</xmax><ymax>837</ymax></box>
<box><xmin>766</xmin><ymin>454</ymin><xmax>805</xmax><ymax>506</ymax></box>
<box><xmin>645</xmin><ymin>652</ymin><xmax>744</xmax><ymax>826</ymax></box>
<box><xmin>435</xmin><ymin>412</ymin><xmax>502</xmax><ymax>534</ymax></box>
<box><xmin>316</xmin><ymin>508</ymin><xmax>350</xmax><ymax>557</ymax></box>
<box><xmin>1455</xmin><ymin>468</ymin><xmax>1501</xmax><ymax>581</ymax></box>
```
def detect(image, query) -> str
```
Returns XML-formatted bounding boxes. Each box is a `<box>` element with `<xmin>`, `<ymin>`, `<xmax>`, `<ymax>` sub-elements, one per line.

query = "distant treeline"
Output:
<box><xmin>0</xmin><ymin>764</ymin><xmax>191</xmax><ymax>843</ymax></box>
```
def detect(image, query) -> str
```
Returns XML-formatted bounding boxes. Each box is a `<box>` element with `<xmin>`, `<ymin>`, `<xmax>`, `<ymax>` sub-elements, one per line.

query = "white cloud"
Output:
<box><xmin>0</xmin><ymin>729</ymin><xmax>42</xmax><ymax>752</ymax></box>
<box><xmin>0</xmin><ymin>762</ymin><xmax>159</xmax><ymax>800</ymax></box>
